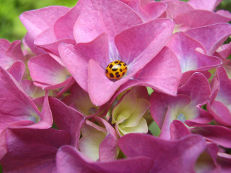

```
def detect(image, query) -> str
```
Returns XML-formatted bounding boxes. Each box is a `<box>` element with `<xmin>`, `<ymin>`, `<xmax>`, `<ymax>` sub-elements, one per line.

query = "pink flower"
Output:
<box><xmin>119</xmin><ymin>133</ymin><xmax>206</xmax><ymax>173</ymax></box>
<box><xmin>20</xmin><ymin>0</ymin><xmax>182</xmax><ymax>106</ymax></box>
<box><xmin>150</xmin><ymin>72</ymin><xmax>212</xmax><ymax>139</ymax></box>
<box><xmin>208</xmin><ymin>67</ymin><xmax>231</xmax><ymax>126</ymax></box>
<box><xmin>59</xmin><ymin>19</ymin><xmax>181</xmax><ymax>106</ymax></box>
<box><xmin>0</xmin><ymin>39</ymin><xmax>25</xmax><ymax>82</ymax></box>
<box><xmin>0</xmin><ymin>67</ymin><xmax>53</xmax><ymax>159</ymax></box>
<box><xmin>1</xmin><ymin>0</ymin><xmax>231</xmax><ymax>172</ymax></box>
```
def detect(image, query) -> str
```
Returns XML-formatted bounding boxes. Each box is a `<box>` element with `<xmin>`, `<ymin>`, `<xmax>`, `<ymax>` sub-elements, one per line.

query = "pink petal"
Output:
<box><xmin>185</xmin><ymin>108</ymin><xmax>213</xmax><ymax>126</ymax></box>
<box><xmin>1</xmin><ymin>128</ymin><xmax>70</xmax><ymax>173</ymax></box>
<box><xmin>5</xmin><ymin>40</ymin><xmax>24</xmax><ymax>62</ymax></box>
<box><xmin>23</xmin><ymin>33</ymin><xmax>46</xmax><ymax>55</ymax></box>
<box><xmin>139</xmin><ymin>1</ymin><xmax>167</xmax><ymax>21</ymax></box>
<box><xmin>167</xmin><ymin>32</ymin><xmax>221</xmax><ymax>73</ymax></box>
<box><xmin>58</xmin><ymin>34</ymin><xmax>109</xmax><ymax>92</ymax></box>
<box><xmin>132</xmin><ymin>47</ymin><xmax>181</xmax><ymax>96</ymax></box>
<box><xmin>96</xmin><ymin>117</ymin><xmax>118</xmax><ymax>161</ymax></box>
<box><xmin>7</xmin><ymin>61</ymin><xmax>25</xmax><ymax>82</ymax></box>
<box><xmin>195</xmin><ymin>143</ymin><xmax>220</xmax><ymax>173</ymax></box>
<box><xmin>165</xmin><ymin>0</ymin><xmax>193</xmax><ymax>19</ymax></box>
<box><xmin>216</xmin><ymin>42</ymin><xmax>231</xmax><ymax>59</ymax></box>
<box><xmin>49</xmin><ymin>97</ymin><xmax>84</xmax><ymax>146</ymax></box>
<box><xmin>88</xmin><ymin>59</ymin><xmax>129</xmax><ymax>106</ymax></box>
<box><xmin>170</xmin><ymin>120</ymin><xmax>190</xmax><ymax>140</ymax></box>
<box><xmin>0</xmin><ymin>67</ymin><xmax>48</xmax><ymax>129</ymax></box>
<box><xmin>25</xmin><ymin>94</ymin><xmax>53</xmax><ymax>129</ymax></box>
<box><xmin>150</xmin><ymin>92</ymin><xmax>190</xmax><ymax>128</ymax></box>
<box><xmin>0</xmin><ymin>132</ymin><xmax>7</xmax><ymax>160</ymax></box>
<box><xmin>159</xmin><ymin>95</ymin><xmax>192</xmax><ymax>139</ymax></box>
<box><xmin>217</xmin><ymin>152</ymin><xmax>231</xmax><ymax>172</ymax></box>
<box><xmin>119</xmin><ymin>134</ymin><xmax>206</xmax><ymax>173</ymax></box>
<box><xmin>34</xmin><ymin>27</ymin><xmax>75</xmax><ymax>56</ymax></box>
<box><xmin>185</xmin><ymin>23</ymin><xmax>231</xmax><ymax>55</ymax></box>
<box><xmin>20</xmin><ymin>6</ymin><xmax>69</xmax><ymax>40</ymax></box>
<box><xmin>0</xmin><ymin>39</ymin><xmax>24</xmax><ymax>70</ymax></box>
<box><xmin>61</xmin><ymin>83</ymin><xmax>99</xmax><ymax>116</ymax></box>
<box><xmin>28</xmin><ymin>54</ymin><xmax>70</xmax><ymax>89</ymax></box>
<box><xmin>188</xmin><ymin>0</ymin><xmax>222</xmax><ymax>11</ymax></box>
<box><xmin>115</xmin><ymin>18</ymin><xmax>174</xmax><ymax>71</ymax></box>
<box><xmin>56</xmin><ymin>145</ymin><xmax>153</xmax><ymax>173</ymax></box>
<box><xmin>216</xmin><ymin>10</ymin><xmax>231</xmax><ymax>19</ymax></box>
<box><xmin>54</xmin><ymin>0</ymin><xmax>85</xmax><ymax>40</ymax></box>
<box><xmin>73</xmin><ymin>0</ymin><xmax>142</xmax><ymax>43</ymax></box>
<box><xmin>174</xmin><ymin>10</ymin><xmax>230</xmax><ymax>29</ymax></box>
<box><xmin>208</xmin><ymin>100</ymin><xmax>231</xmax><ymax>126</ymax></box>
<box><xmin>123</xmin><ymin>0</ymin><xmax>167</xmax><ymax>21</ymax></box>
<box><xmin>178</xmin><ymin>72</ymin><xmax>211</xmax><ymax>105</ymax></box>
<box><xmin>191</xmin><ymin>125</ymin><xmax>231</xmax><ymax>148</ymax></box>
<box><xmin>208</xmin><ymin>67</ymin><xmax>231</xmax><ymax>126</ymax></box>
<box><xmin>21</xmin><ymin>80</ymin><xmax>45</xmax><ymax>99</ymax></box>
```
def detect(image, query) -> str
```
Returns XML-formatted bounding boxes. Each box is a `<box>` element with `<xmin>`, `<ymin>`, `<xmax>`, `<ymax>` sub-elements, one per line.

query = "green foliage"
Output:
<box><xmin>149</xmin><ymin>121</ymin><xmax>161</xmax><ymax>136</ymax></box>
<box><xmin>217</xmin><ymin>0</ymin><xmax>231</xmax><ymax>11</ymax></box>
<box><xmin>0</xmin><ymin>0</ymin><xmax>76</xmax><ymax>41</ymax></box>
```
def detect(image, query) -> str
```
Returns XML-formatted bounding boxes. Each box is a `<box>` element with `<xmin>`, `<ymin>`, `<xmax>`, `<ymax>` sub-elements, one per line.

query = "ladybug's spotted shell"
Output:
<box><xmin>105</xmin><ymin>60</ymin><xmax>127</xmax><ymax>80</ymax></box>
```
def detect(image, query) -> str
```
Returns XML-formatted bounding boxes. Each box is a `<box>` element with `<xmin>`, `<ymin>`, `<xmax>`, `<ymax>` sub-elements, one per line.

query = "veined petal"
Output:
<box><xmin>119</xmin><ymin>134</ymin><xmax>206</xmax><ymax>173</ymax></box>
<box><xmin>133</xmin><ymin>47</ymin><xmax>182</xmax><ymax>96</ymax></box>
<box><xmin>0</xmin><ymin>67</ymin><xmax>52</xmax><ymax>129</ymax></box>
<box><xmin>178</xmin><ymin>72</ymin><xmax>211</xmax><ymax>105</ymax></box>
<box><xmin>174</xmin><ymin>10</ymin><xmax>230</xmax><ymax>29</ymax></box>
<box><xmin>59</xmin><ymin>34</ymin><xmax>109</xmax><ymax>92</ymax></box>
<box><xmin>0</xmin><ymin>128</ymin><xmax>70</xmax><ymax>173</ymax></box>
<box><xmin>56</xmin><ymin>145</ymin><xmax>153</xmax><ymax>173</ymax></box>
<box><xmin>165</xmin><ymin>1</ymin><xmax>193</xmax><ymax>19</ymax></box>
<box><xmin>192</xmin><ymin>125</ymin><xmax>231</xmax><ymax>148</ymax></box>
<box><xmin>185</xmin><ymin>23</ymin><xmax>231</xmax><ymax>55</ymax></box>
<box><xmin>20</xmin><ymin>6</ymin><xmax>69</xmax><ymax>40</ymax></box>
<box><xmin>0</xmin><ymin>39</ymin><xmax>24</xmax><ymax>70</ymax></box>
<box><xmin>115</xmin><ymin>18</ymin><xmax>174</xmax><ymax>70</ymax></box>
<box><xmin>73</xmin><ymin>0</ymin><xmax>142</xmax><ymax>43</ymax></box>
<box><xmin>28</xmin><ymin>54</ymin><xmax>70</xmax><ymax>89</ymax></box>
<box><xmin>49</xmin><ymin>97</ymin><xmax>84</xmax><ymax>146</ymax></box>
<box><xmin>167</xmin><ymin>32</ymin><xmax>221</xmax><ymax>73</ymax></box>
<box><xmin>188</xmin><ymin>0</ymin><xmax>222</xmax><ymax>11</ymax></box>
<box><xmin>208</xmin><ymin>67</ymin><xmax>231</xmax><ymax>126</ymax></box>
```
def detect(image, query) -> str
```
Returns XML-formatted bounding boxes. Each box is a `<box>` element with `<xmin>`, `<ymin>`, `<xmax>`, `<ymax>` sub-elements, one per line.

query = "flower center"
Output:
<box><xmin>176</xmin><ymin>113</ymin><xmax>186</xmax><ymax>122</ymax></box>
<box><xmin>105</xmin><ymin>60</ymin><xmax>127</xmax><ymax>80</ymax></box>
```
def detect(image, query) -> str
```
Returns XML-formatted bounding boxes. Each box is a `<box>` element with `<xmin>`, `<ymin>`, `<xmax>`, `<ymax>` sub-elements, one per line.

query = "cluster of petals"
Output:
<box><xmin>0</xmin><ymin>0</ymin><xmax>231</xmax><ymax>172</ymax></box>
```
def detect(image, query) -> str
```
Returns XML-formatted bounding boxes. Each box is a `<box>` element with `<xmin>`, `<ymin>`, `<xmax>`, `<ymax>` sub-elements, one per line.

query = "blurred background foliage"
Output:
<box><xmin>0</xmin><ymin>0</ymin><xmax>231</xmax><ymax>41</ymax></box>
<box><xmin>0</xmin><ymin>0</ymin><xmax>76</xmax><ymax>41</ymax></box>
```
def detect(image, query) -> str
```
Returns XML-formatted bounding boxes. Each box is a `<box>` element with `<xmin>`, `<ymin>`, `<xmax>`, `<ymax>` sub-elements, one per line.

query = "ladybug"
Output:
<box><xmin>105</xmin><ymin>60</ymin><xmax>127</xmax><ymax>80</ymax></box>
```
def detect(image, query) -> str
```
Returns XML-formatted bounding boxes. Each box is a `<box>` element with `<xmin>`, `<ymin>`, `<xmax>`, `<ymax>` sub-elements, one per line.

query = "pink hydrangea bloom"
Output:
<box><xmin>1</xmin><ymin>0</ymin><xmax>231</xmax><ymax>172</ymax></box>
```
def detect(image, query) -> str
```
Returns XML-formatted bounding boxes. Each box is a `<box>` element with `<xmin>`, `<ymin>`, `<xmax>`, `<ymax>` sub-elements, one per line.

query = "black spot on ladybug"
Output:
<box><xmin>110</xmin><ymin>73</ymin><xmax>114</xmax><ymax>78</ymax></box>
<box><xmin>109</xmin><ymin>64</ymin><xmax>113</xmax><ymax>68</ymax></box>
<box><xmin>120</xmin><ymin>69</ymin><xmax>122</xmax><ymax>72</ymax></box>
<box><xmin>116</xmin><ymin>75</ymin><xmax>120</xmax><ymax>78</ymax></box>
<box><xmin>114</xmin><ymin>61</ymin><xmax>119</xmax><ymax>64</ymax></box>
<box><xmin>106</xmin><ymin>69</ymin><xmax>108</xmax><ymax>73</ymax></box>
<box><xmin>122</xmin><ymin>72</ymin><xmax>125</xmax><ymax>76</ymax></box>
<box><xmin>115</xmin><ymin>72</ymin><xmax>119</xmax><ymax>75</ymax></box>
<box><xmin>112</xmin><ymin>68</ymin><xmax>117</xmax><ymax>71</ymax></box>
<box><xmin>125</xmin><ymin>67</ymin><xmax>127</xmax><ymax>70</ymax></box>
